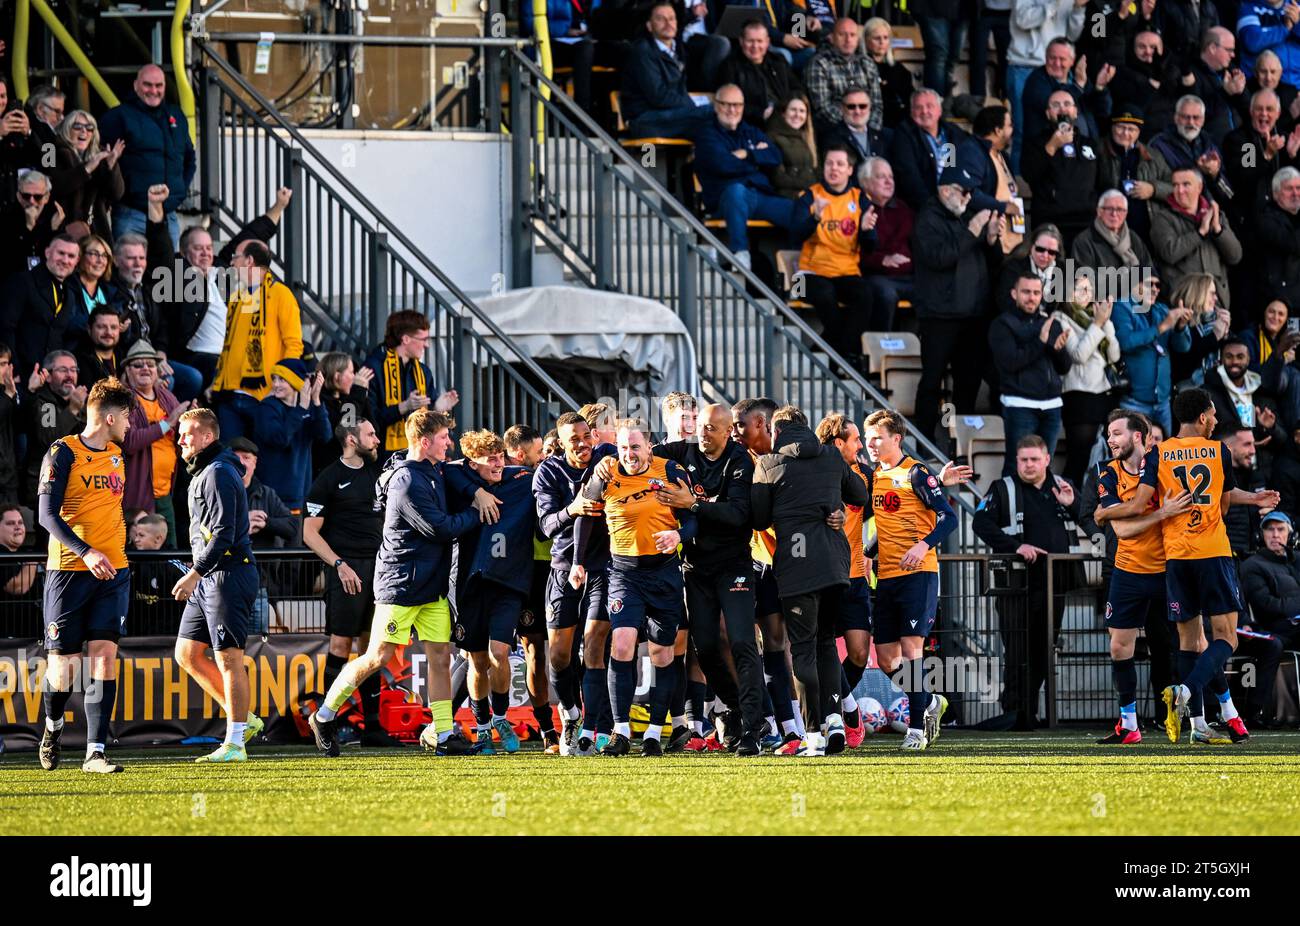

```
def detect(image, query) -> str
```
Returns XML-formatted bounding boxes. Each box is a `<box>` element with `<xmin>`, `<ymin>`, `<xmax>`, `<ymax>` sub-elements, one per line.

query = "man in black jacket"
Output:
<box><xmin>143</xmin><ymin>183</ymin><xmax>288</xmax><ymax>390</ymax></box>
<box><xmin>0</xmin><ymin>169</ymin><xmax>63</xmax><ymax>277</ymax></box>
<box><xmin>0</xmin><ymin>234</ymin><xmax>83</xmax><ymax>387</ymax></box>
<box><xmin>821</xmin><ymin>88</ymin><xmax>888</xmax><ymax>167</ymax></box>
<box><xmin>652</xmin><ymin>401</ymin><xmax>766</xmax><ymax>752</ymax></box>
<box><xmin>173</xmin><ymin>407</ymin><xmax>263</xmax><ymax>763</ymax></box>
<box><xmin>972</xmin><ymin>433</ymin><xmax>1082</xmax><ymax>729</ymax></box>
<box><xmin>911</xmin><ymin>165</ymin><xmax>1005</xmax><ymax>445</ymax></box>
<box><xmin>1256</xmin><ymin>166</ymin><xmax>1300</xmax><ymax>306</ymax></box>
<box><xmin>0</xmin><ymin>346</ymin><xmax>18</xmax><ymax>504</ymax></box>
<box><xmin>887</xmin><ymin>88</ymin><xmax>971</xmax><ymax>211</ymax></box>
<box><xmin>20</xmin><ymin>351</ymin><xmax>86</xmax><ymax>507</ymax></box>
<box><xmin>989</xmin><ymin>270</ymin><xmax>1073</xmax><ymax>476</ymax></box>
<box><xmin>1182</xmin><ymin>27</ymin><xmax>1247</xmax><ymax>146</ymax></box>
<box><xmin>1237</xmin><ymin>511</ymin><xmax>1296</xmax><ymax>723</ymax></box>
<box><xmin>619</xmin><ymin>1</ymin><xmax>713</xmax><ymax>139</ymax></box>
<box><xmin>1021</xmin><ymin>90</ymin><xmax>1102</xmax><ymax>246</ymax></box>
<box><xmin>716</xmin><ymin>20</ymin><xmax>801</xmax><ymax>129</ymax></box>
<box><xmin>751</xmin><ymin>404</ymin><xmax>870</xmax><ymax>755</ymax></box>
<box><xmin>228</xmin><ymin>437</ymin><xmax>297</xmax><ymax>550</ymax></box>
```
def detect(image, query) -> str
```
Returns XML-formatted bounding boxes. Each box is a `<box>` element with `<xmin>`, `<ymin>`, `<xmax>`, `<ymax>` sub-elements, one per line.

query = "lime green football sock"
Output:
<box><xmin>430</xmin><ymin>699</ymin><xmax>454</xmax><ymax>741</ymax></box>
<box><xmin>318</xmin><ymin>680</ymin><xmax>357</xmax><ymax>721</ymax></box>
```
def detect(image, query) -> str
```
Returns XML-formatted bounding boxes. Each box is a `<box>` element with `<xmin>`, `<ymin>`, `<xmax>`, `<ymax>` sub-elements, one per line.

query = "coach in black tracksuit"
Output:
<box><xmin>653</xmin><ymin>403</ymin><xmax>765</xmax><ymax>743</ymax></box>
<box><xmin>751</xmin><ymin>406</ymin><xmax>870</xmax><ymax>740</ymax></box>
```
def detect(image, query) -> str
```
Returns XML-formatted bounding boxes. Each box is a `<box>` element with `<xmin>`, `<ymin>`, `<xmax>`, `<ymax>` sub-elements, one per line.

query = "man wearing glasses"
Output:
<box><xmin>363</xmin><ymin>310</ymin><xmax>458</xmax><ymax>465</ymax></box>
<box><xmin>23</xmin><ymin>85</ymin><xmax>65</xmax><ymax>141</ymax></box>
<box><xmin>822</xmin><ymin>88</ymin><xmax>886</xmax><ymax>166</ymax></box>
<box><xmin>99</xmin><ymin>64</ymin><xmax>196</xmax><ymax>249</ymax></box>
<box><xmin>0</xmin><ymin>170</ymin><xmax>64</xmax><ymax>276</ymax></box>
<box><xmin>693</xmin><ymin>83</ymin><xmax>795</xmax><ymax>272</ymax></box>
<box><xmin>19</xmin><ymin>351</ymin><xmax>86</xmax><ymax>509</ymax></box>
<box><xmin>121</xmin><ymin>340</ymin><xmax>188</xmax><ymax>545</ymax></box>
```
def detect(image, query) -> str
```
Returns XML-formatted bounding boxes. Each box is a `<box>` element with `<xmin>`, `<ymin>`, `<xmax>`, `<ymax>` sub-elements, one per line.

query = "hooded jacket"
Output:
<box><xmin>373</xmin><ymin>451</ymin><xmax>480</xmax><ymax>606</ymax></box>
<box><xmin>446</xmin><ymin>461</ymin><xmax>536</xmax><ymax>598</ymax></box>
<box><xmin>750</xmin><ymin>422</ymin><xmax>870</xmax><ymax>597</ymax></box>
<box><xmin>185</xmin><ymin>441</ymin><xmax>255</xmax><ymax>575</ymax></box>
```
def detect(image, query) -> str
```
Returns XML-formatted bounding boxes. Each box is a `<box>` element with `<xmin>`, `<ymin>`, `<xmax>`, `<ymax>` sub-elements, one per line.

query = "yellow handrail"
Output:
<box><xmin>531</xmin><ymin>0</ymin><xmax>550</xmax><ymax>146</ymax></box>
<box><xmin>27</xmin><ymin>0</ymin><xmax>120</xmax><ymax>107</ymax></box>
<box><xmin>172</xmin><ymin>0</ymin><xmax>196</xmax><ymax>143</ymax></box>
<box><xmin>12</xmin><ymin>0</ymin><xmax>30</xmax><ymax>100</ymax></box>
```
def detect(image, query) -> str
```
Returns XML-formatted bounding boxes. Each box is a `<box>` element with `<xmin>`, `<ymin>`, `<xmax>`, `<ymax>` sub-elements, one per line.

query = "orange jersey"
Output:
<box><xmin>845</xmin><ymin>462</ymin><xmax>871</xmax><ymax>578</ymax></box>
<box><xmin>870</xmin><ymin>455</ymin><xmax>954</xmax><ymax>580</ymax></box>
<box><xmin>39</xmin><ymin>434</ymin><xmax>128</xmax><ymax>571</ymax></box>
<box><xmin>581</xmin><ymin>457</ymin><xmax>696</xmax><ymax>566</ymax></box>
<box><xmin>1097</xmin><ymin>458</ymin><xmax>1165</xmax><ymax>574</ymax></box>
<box><xmin>1140</xmin><ymin>437</ymin><xmax>1235</xmax><ymax>560</ymax></box>
<box><xmin>798</xmin><ymin>183</ymin><xmax>869</xmax><ymax>278</ymax></box>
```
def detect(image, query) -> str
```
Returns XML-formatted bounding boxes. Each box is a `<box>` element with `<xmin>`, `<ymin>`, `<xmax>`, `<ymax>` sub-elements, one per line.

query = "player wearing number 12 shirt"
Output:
<box><xmin>1130</xmin><ymin>389</ymin><xmax>1278</xmax><ymax>743</ymax></box>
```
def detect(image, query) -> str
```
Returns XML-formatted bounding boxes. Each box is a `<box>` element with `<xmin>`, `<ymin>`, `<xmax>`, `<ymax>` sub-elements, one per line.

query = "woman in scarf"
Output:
<box><xmin>1052</xmin><ymin>270</ymin><xmax>1121</xmax><ymax>488</ymax></box>
<box><xmin>362</xmin><ymin>309</ymin><xmax>458</xmax><ymax>464</ymax></box>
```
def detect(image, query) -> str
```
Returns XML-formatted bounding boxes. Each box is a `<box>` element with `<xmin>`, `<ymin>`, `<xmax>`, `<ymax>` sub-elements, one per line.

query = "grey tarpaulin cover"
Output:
<box><xmin>474</xmin><ymin>286</ymin><xmax>699</xmax><ymax>397</ymax></box>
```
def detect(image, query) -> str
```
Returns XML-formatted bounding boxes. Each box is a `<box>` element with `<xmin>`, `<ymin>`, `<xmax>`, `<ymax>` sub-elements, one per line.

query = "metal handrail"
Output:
<box><xmin>195</xmin><ymin>42</ymin><xmax>578</xmax><ymax>431</ymax></box>
<box><xmin>506</xmin><ymin>50</ymin><xmax>982</xmax><ymax>518</ymax></box>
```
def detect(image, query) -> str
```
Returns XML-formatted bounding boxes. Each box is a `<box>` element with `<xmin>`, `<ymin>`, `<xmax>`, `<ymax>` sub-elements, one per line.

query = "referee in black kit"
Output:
<box><xmin>303</xmin><ymin>418</ymin><xmax>402</xmax><ymax>747</ymax></box>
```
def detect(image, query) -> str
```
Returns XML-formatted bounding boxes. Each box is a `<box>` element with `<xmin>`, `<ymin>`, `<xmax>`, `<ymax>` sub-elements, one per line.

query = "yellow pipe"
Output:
<box><xmin>13</xmin><ymin>0</ymin><xmax>29</xmax><ymax>101</ymax></box>
<box><xmin>172</xmin><ymin>0</ymin><xmax>196</xmax><ymax>143</ymax></box>
<box><xmin>28</xmin><ymin>0</ymin><xmax>119</xmax><ymax>106</ymax></box>
<box><xmin>531</xmin><ymin>0</ymin><xmax>550</xmax><ymax>147</ymax></box>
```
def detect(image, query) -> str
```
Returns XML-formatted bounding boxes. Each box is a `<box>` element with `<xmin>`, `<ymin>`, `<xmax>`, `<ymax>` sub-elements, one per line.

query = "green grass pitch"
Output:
<box><xmin>4</xmin><ymin>730</ymin><xmax>1300</xmax><ymax>835</ymax></box>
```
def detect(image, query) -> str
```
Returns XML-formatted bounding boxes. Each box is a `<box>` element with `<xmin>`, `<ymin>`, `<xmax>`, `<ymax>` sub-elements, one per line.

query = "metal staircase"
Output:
<box><xmin>192</xmin><ymin>43</ymin><xmax>577</xmax><ymax>434</ymax></box>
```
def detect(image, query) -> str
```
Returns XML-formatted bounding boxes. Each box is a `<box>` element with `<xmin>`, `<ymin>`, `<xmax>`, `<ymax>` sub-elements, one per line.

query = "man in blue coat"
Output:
<box><xmin>694</xmin><ymin>83</ymin><xmax>795</xmax><ymax>270</ymax></box>
<box><xmin>98</xmin><ymin>65</ymin><xmax>196</xmax><ymax>248</ymax></box>
<box><xmin>308</xmin><ymin>409</ymin><xmax>487</xmax><ymax>758</ymax></box>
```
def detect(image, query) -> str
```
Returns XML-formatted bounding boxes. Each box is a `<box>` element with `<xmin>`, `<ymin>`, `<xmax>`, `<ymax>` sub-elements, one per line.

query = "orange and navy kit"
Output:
<box><xmin>838</xmin><ymin>462</ymin><xmax>873</xmax><ymax>635</ymax></box>
<box><xmin>797</xmin><ymin>182</ymin><xmax>871</xmax><ymax>278</ymax></box>
<box><xmin>38</xmin><ymin>435</ymin><xmax>130</xmax><ymax>653</ymax></box>
<box><xmin>574</xmin><ymin>457</ymin><xmax>697</xmax><ymax>646</ymax></box>
<box><xmin>1098</xmin><ymin>457</ymin><xmax>1167</xmax><ymax>630</ymax></box>
<box><xmin>1140</xmin><ymin>438</ymin><xmax>1243</xmax><ymax>621</ymax></box>
<box><xmin>866</xmin><ymin>455</ymin><xmax>956</xmax><ymax>645</ymax></box>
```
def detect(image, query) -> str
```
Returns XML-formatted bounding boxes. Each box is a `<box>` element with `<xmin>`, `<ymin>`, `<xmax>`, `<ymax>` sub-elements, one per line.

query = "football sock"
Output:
<box><xmin>490</xmin><ymin>689</ymin><xmax>510</xmax><ymax>720</ymax></box>
<box><xmin>533</xmin><ymin>702</ymin><xmax>556</xmax><ymax>732</ymax></box>
<box><xmin>86</xmin><ymin>742</ymin><xmax>104</xmax><ymax>759</ymax></box>
<box><xmin>1113</xmin><ymin>657</ymin><xmax>1138</xmax><ymax>716</ymax></box>
<box><xmin>471</xmin><ymin>695</ymin><xmax>491</xmax><ymax>728</ymax></box>
<box><xmin>547</xmin><ymin>661</ymin><xmax>575</xmax><ymax>713</ymax></box>
<box><xmin>842</xmin><ymin>655</ymin><xmax>866</xmax><ymax>692</ymax></box>
<box><xmin>763</xmin><ymin>651</ymin><xmax>795</xmax><ymax>724</ymax></box>
<box><xmin>686</xmin><ymin>680</ymin><xmax>708</xmax><ymax>729</ymax></box>
<box><xmin>226</xmin><ymin>721</ymin><xmax>246</xmax><ymax>746</ymax></box>
<box><xmin>1174</xmin><ymin>651</ymin><xmax>1204</xmax><ymax>718</ymax></box>
<box><xmin>647</xmin><ymin>659</ymin><xmax>678</xmax><ymax>743</ymax></box>
<box><xmin>608</xmin><ymin>658</ymin><xmax>635</xmax><ymax>725</ymax></box>
<box><xmin>1214</xmin><ymin>688</ymin><xmax>1239</xmax><ymax>721</ymax></box>
<box><xmin>1192</xmin><ymin>714</ymin><xmax>1210</xmax><ymax>734</ymax></box>
<box><xmin>671</xmin><ymin>714</ymin><xmax>687</xmax><ymax>729</ymax></box>
<box><xmin>893</xmin><ymin>657</ymin><xmax>931</xmax><ymax>731</ymax></box>
<box><xmin>781</xmin><ymin>718</ymin><xmax>800</xmax><ymax>736</ymax></box>
<box><xmin>318</xmin><ymin>673</ymin><xmax>358</xmax><ymax>721</ymax></box>
<box><xmin>669</xmin><ymin>654</ymin><xmax>687</xmax><ymax>724</ymax></box>
<box><xmin>614</xmin><ymin>721</ymin><xmax>631</xmax><ymax>738</ymax></box>
<box><xmin>358</xmin><ymin>671</ymin><xmax>382</xmax><ymax>723</ymax></box>
<box><xmin>583</xmin><ymin>665</ymin><xmax>609</xmax><ymax>730</ymax></box>
<box><xmin>323</xmin><ymin>653</ymin><xmax>347</xmax><ymax>698</ymax></box>
<box><xmin>44</xmin><ymin>689</ymin><xmax>72</xmax><ymax>730</ymax></box>
<box><xmin>1182</xmin><ymin>639</ymin><xmax>1234</xmax><ymax>693</ymax></box>
<box><xmin>84</xmin><ymin>678</ymin><xmax>116</xmax><ymax>753</ymax></box>
<box><xmin>429</xmin><ymin>699</ymin><xmax>454</xmax><ymax>740</ymax></box>
<box><xmin>1120</xmin><ymin>701</ymin><xmax>1138</xmax><ymax>731</ymax></box>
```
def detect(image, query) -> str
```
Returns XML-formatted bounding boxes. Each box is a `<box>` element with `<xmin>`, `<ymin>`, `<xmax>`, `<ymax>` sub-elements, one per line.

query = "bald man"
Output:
<box><xmin>651</xmin><ymin>401</ymin><xmax>768</xmax><ymax>755</ymax></box>
<box><xmin>99</xmin><ymin>63</ymin><xmax>197</xmax><ymax>248</ymax></box>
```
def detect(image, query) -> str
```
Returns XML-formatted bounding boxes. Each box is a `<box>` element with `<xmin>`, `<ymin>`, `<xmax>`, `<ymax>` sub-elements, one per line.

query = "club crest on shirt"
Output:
<box><xmin>609</xmin><ymin>598</ymin><xmax>624</xmax><ymax>614</ymax></box>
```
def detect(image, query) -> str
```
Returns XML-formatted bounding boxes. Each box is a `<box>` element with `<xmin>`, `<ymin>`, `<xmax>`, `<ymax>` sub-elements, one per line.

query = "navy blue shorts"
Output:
<box><xmin>1166</xmin><ymin>557</ymin><xmax>1242</xmax><ymax>622</ymax></box>
<box><xmin>607</xmin><ymin>559</ymin><xmax>683</xmax><ymax>647</ymax></box>
<box><xmin>517</xmin><ymin>560</ymin><xmax>549</xmax><ymax>638</ymax></box>
<box><xmin>454</xmin><ymin>578</ymin><xmax>523</xmax><ymax>651</ymax></box>
<box><xmin>754</xmin><ymin>562</ymin><xmax>781</xmax><ymax>619</ymax></box>
<box><xmin>1106</xmin><ymin>568</ymin><xmax>1165</xmax><ymax>630</ymax></box>
<box><xmin>179</xmin><ymin>564</ymin><xmax>258</xmax><ymax>651</ymax></box>
<box><xmin>43</xmin><ymin>569</ymin><xmax>130</xmax><ymax>653</ymax></box>
<box><xmin>837</xmin><ymin>576</ymin><xmax>873</xmax><ymax>635</ymax></box>
<box><xmin>545</xmin><ymin>565</ymin><xmax>609</xmax><ymax>631</ymax></box>
<box><xmin>873</xmin><ymin>572</ymin><xmax>938</xmax><ymax>645</ymax></box>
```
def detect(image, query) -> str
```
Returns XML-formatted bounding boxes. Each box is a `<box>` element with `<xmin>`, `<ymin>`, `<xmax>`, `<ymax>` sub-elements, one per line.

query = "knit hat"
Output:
<box><xmin>270</xmin><ymin>358</ymin><xmax>309</xmax><ymax>391</ymax></box>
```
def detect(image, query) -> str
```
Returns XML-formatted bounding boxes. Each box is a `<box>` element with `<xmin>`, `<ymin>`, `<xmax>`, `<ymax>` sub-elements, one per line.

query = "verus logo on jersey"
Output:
<box><xmin>50</xmin><ymin>856</ymin><xmax>152</xmax><ymax>906</ymax></box>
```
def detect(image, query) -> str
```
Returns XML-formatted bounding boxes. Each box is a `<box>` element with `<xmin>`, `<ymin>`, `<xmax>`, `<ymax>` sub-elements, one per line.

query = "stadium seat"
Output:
<box><xmin>970</xmin><ymin>450</ymin><xmax>1004</xmax><ymax>495</ymax></box>
<box><xmin>952</xmin><ymin>414</ymin><xmax>1005</xmax><ymax>461</ymax></box>
<box><xmin>860</xmin><ymin>331</ymin><xmax>921</xmax><ymax>414</ymax></box>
